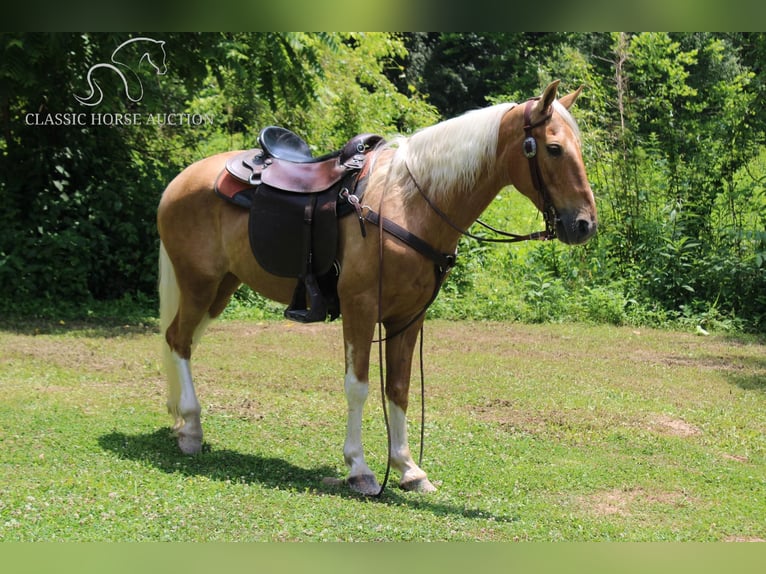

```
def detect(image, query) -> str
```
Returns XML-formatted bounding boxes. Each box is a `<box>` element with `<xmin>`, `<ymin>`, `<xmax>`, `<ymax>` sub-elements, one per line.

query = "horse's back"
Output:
<box><xmin>159</xmin><ymin>151</ymin><xmax>237</xmax><ymax>216</ymax></box>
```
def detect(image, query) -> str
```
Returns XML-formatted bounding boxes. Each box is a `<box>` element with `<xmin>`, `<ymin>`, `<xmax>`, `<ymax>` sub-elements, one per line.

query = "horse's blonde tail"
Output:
<box><xmin>158</xmin><ymin>241</ymin><xmax>182</xmax><ymax>423</ymax></box>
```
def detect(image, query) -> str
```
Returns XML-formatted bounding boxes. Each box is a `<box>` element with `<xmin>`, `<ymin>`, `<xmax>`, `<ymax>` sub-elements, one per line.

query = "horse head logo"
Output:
<box><xmin>75</xmin><ymin>37</ymin><xmax>167</xmax><ymax>107</ymax></box>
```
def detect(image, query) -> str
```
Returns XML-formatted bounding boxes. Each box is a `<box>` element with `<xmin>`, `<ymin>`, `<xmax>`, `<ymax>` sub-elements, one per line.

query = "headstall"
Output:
<box><xmin>522</xmin><ymin>97</ymin><xmax>559</xmax><ymax>241</ymax></box>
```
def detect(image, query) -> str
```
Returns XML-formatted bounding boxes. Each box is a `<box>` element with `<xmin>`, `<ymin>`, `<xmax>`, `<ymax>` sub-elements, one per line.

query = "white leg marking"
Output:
<box><xmin>172</xmin><ymin>351</ymin><xmax>203</xmax><ymax>454</ymax></box>
<box><xmin>389</xmin><ymin>402</ymin><xmax>436</xmax><ymax>492</ymax></box>
<box><xmin>342</xmin><ymin>343</ymin><xmax>380</xmax><ymax>494</ymax></box>
<box><xmin>344</xmin><ymin>372</ymin><xmax>371</xmax><ymax>477</ymax></box>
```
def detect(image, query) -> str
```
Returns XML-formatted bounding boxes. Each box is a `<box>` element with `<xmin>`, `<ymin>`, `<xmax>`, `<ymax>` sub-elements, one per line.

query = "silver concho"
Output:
<box><xmin>523</xmin><ymin>136</ymin><xmax>537</xmax><ymax>159</ymax></box>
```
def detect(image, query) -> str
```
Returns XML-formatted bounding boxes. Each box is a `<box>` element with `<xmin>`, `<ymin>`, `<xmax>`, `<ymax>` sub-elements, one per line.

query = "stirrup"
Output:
<box><xmin>284</xmin><ymin>274</ymin><xmax>327</xmax><ymax>323</ymax></box>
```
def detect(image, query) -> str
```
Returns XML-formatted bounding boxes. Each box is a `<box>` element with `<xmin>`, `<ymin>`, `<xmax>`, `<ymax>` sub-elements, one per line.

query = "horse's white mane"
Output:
<box><xmin>388</xmin><ymin>99</ymin><xmax>581</xmax><ymax>204</ymax></box>
<box><xmin>389</xmin><ymin>103</ymin><xmax>516</xmax><ymax>204</ymax></box>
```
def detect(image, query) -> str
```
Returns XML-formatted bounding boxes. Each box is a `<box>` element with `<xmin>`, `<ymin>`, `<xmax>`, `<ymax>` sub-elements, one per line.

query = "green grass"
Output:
<box><xmin>1</xmin><ymin>319</ymin><xmax>765</xmax><ymax>541</ymax></box>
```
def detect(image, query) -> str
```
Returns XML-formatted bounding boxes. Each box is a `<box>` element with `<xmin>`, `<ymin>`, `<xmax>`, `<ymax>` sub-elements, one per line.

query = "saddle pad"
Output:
<box><xmin>248</xmin><ymin>185</ymin><xmax>339</xmax><ymax>278</ymax></box>
<box><xmin>214</xmin><ymin>169</ymin><xmax>254</xmax><ymax>209</ymax></box>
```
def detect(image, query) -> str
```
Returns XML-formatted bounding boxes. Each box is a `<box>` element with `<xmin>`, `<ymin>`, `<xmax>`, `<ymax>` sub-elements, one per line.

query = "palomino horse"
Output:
<box><xmin>157</xmin><ymin>80</ymin><xmax>597</xmax><ymax>495</ymax></box>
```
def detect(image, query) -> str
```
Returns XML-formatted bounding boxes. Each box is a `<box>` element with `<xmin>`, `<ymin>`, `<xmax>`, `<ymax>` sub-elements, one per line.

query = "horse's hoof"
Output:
<box><xmin>347</xmin><ymin>474</ymin><xmax>381</xmax><ymax>496</ymax></box>
<box><xmin>400</xmin><ymin>476</ymin><xmax>437</xmax><ymax>493</ymax></box>
<box><xmin>177</xmin><ymin>433</ymin><xmax>203</xmax><ymax>455</ymax></box>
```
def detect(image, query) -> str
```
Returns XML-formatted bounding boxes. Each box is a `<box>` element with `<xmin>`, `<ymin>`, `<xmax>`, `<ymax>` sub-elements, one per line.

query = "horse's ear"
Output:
<box><xmin>559</xmin><ymin>84</ymin><xmax>584</xmax><ymax>110</ymax></box>
<box><xmin>536</xmin><ymin>80</ymin><xmax>560</xmax><ymax>115</ymax></box>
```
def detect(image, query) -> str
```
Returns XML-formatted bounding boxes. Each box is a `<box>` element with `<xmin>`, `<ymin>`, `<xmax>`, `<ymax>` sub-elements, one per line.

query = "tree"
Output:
<box><xmin>396</xmin><ymin>32</ymin><xmax>563</xmax><ymax>118</ymax></box>
<box><xmin>0</xmin><ymin>33</ymin><xmax>330</xmax><ymax>307</ymax></box>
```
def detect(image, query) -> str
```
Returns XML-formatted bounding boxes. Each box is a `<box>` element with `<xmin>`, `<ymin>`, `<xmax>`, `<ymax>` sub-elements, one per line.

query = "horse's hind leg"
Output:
<box><xmin>166</xmin><ymin>340</ymin><xmax>205</xmax><ymax>454</ymax></box>
<box><xmin>159</xmin><ymin>243</ymin><xmax>239</xmax><ymax>454</ymax></box>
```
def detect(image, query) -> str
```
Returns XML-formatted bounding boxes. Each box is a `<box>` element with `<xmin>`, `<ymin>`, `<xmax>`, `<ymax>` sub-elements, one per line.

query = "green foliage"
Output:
<box><xmin>0</xmin><ymin>32</ymin><xmax>434</xmax><ymax>316</ymax></box>
<box><xmin>567</xmin><ymin>32</ymin><xmax>765</xmax><ymax>332</ymax></box>
<box><xmin>2</xmin><ymin>32</ymin><xmax>766</xmax><ymax>333</ymax></box>
<box><xmin>398</xmin><ymin>33</ymin><xmax>564</xmax><ymax>118</ymax></box>
<box><xmin>298</xmin><ymin>33</ymin><xmax>438</xmax><ymax>146</ymax></box>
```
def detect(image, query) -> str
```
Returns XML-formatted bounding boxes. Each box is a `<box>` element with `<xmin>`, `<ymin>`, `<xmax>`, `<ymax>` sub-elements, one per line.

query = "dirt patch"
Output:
<box><xmin>724</xmin><ymin>536</ymin><xmax>766</xmax><ymax>542</ymax></box>
<box><xmin>472</xmin><ymin>399</ymin><xmax>559</xmax><ymax>436</ymax></box>
<box><xmin>581</xmin><ymin>487</ymin><xmax>689</xmax><ymax>517</ymax></box>
<box><xmin>206</xmin><ymin>397</ymin><xmax>264</xmax><ymax>421</ymax></box>
<box><xmin>472</xmin><ymin>398</ymin><xmax>644</xmax><ymax>439</ymax></box>
<box><xmin>721</xmin><ymin>453</ymin><xmax>749</xmax><ymax>463</ymax></box>
<box><xmin>630</xmin><ymin>346</ymin><xmax>759</xmax><ymax>375</ymax></box>
<box><xmin>650</xmin><ymin>414</ymin><xmax>702</xmax><ymax>437</ymax></box>
<box><xmin>473</xmin><ymin>396</ymin><xmax>707</xmax><ymax>445</ymax></box>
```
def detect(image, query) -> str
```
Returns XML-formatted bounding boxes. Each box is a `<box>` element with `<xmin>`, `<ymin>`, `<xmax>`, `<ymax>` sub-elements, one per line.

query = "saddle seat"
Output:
<box><xmin>225</xmin><ymin>127</ymin><xmax>383</xmax><ymax>192</ymax></box>
<box><xmin>258</xmin><ymin>126</ymin><xmax>313</xmax><ymax>162</ymax></box>
<box><xmin>214</xmin><ymin>127</ymin><xmax>384</xmax><ymax>323</ymax></box>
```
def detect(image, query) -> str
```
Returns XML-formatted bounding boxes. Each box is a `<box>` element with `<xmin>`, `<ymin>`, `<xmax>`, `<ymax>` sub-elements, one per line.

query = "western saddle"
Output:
<box><xmin>215</xmin><ymin>126</ymin><xmax>384</xmax><ymax>323</ymax></box>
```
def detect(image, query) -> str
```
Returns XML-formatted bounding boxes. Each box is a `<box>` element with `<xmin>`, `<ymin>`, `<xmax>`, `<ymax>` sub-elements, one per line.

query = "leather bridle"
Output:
<box><xmin>522</xmin><ymin>97</ymin><xmax>559</xmax><ymax>241</ymax></box>
<box><xmin>407</xmin><ymin>98</ymin><xmax>559</xmax><ymax>245</ymax></box>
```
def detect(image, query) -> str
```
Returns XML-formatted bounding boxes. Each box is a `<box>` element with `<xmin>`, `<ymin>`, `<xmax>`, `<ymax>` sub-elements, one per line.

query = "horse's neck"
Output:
<box><xmin>409</xmin><ymin>155</ymin><xmax>509</xmax><ymax>235</ymax></box>
<box><xmin>383</xmin><ymin>157</ymin><xmax>507</xmax><ymax>257</ymax></box>
<box><xmin>399</xmin><ymin>103</ymin><xmax>516</xmax><ymax>234</ymax></box>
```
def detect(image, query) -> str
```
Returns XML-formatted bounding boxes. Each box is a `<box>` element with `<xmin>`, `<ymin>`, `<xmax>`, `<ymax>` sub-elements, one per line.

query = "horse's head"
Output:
<box><xmin>503</xmin><ymin>80</ymin><xmax>597</xmax><ymax>245</ymax></box>
<box><xmin>142</xmin><ymin>39</ymin><xmax>168</xmax><ymax>76</ymax></box>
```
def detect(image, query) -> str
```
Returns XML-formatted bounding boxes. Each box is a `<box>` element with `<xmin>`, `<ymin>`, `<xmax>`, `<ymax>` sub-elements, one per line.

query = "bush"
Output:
<box><xmin>578</xmin><ymin>285</ymin><xmax>629</xmax><ymax>326</ymax></box>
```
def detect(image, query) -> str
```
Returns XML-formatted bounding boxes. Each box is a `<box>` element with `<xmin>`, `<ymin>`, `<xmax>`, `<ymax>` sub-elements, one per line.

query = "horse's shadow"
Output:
<box><xmin>98</xmin><ymin>428</ymin><xmax>337</xmax><ymax>491</ymax></box>
<box><xmin>98</xmin><ymin>428</ymin><xmax>518</xmax><ymax>525</ymax></box>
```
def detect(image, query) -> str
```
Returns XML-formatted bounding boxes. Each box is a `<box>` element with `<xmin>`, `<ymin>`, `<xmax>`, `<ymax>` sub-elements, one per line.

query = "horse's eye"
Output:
<box><xmin>546</xmin><ymin>144</ymin><xmax>563</xmax><ymax>158</ymax></box>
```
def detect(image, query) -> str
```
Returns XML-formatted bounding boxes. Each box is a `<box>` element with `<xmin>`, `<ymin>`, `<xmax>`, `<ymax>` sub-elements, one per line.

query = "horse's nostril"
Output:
<box><xmin>576</xmin><ymin>218</ymin><xmax>594</xmax><ymax>236</ymax></box>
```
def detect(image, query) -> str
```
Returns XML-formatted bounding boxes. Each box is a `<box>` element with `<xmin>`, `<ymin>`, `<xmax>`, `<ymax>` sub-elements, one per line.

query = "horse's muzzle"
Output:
<box><xmin>557</xmin><ymin>212</ymin><xmax>598</xmax><ymax>245</ymax></box>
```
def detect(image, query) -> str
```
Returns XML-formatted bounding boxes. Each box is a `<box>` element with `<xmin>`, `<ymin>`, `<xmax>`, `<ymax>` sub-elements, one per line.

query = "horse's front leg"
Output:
<box><xmin>343</xmin><ymin>365</ymin><xmax>381</xmax><ymax>495</ymax></box>
<box><xmin>340</xmin><ymin>308</ymin><xmax>382</xmax><ymax>495</ymax></box>
<box><xmin>386</xmin><ymin>320</ymin><xmax>436</xmax><ymax>493</ymax></box>
<box><xmin>342</xmin><ymin>344</ymin><xmax>382</xmax><ymax>495</ymax></box>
